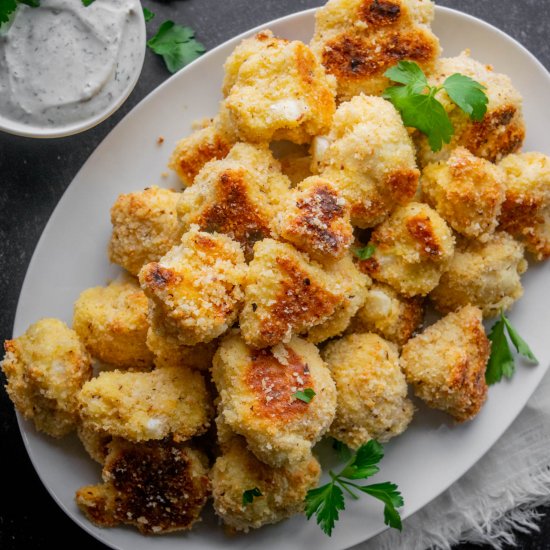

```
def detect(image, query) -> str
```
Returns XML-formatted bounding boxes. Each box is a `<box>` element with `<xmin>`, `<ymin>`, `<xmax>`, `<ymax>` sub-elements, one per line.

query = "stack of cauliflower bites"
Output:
<box><xmin>2</xmin><ymin>0</ymin><xmax>549</xmax><ymax>538</ymax></box>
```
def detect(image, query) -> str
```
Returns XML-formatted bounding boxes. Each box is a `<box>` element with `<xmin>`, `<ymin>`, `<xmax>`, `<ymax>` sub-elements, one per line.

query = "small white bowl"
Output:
<box><xmin>0</xmin><ymin>0</ymin><xmax>146</xmax><ymax>139</ymax></box>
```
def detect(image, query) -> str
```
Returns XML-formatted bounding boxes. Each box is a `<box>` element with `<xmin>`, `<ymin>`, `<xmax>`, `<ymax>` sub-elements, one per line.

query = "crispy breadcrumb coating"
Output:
<box><xmin>212</xmin><ymin>332</ymin><xmax>336</xmax><ymax>467</ymax></box>
<box><xmin>76</xmin><ymin>440</ymin><xmax>210</xmax><ymax>534</ymax></box>
<box><xmin>430</xmin><ymin>232</ymin><xmax>527</xmax><ymax>318</ymax></box>
<box><xmin>219</xmin><ymin>34</ymin><xmax>336</xmax><ymax>144</ymax></box>
<box><xmin>274</xmin><ymin>176</ymin><xmax>353</xmax><ymax>263</ymax></box>
<box><xmin>401</xmin><ymin>305</ymin><xmax>489</xmax><ymax>422</ymax></box>
<box><xmin>421</xmin><ymin>147</ymin><xmax>506</xmax><ymax>241</ymax></box>
<box><xmin>498</xmin><ymin>152</ymin><xmax>550</xmax><ymax>260</ymax></box>
<box><xmin>109</xmin><ymin>186</ymin><xmax>184</xmax><ymax>276</ymax></box>
<box><xmin>348</xmin><ymin>282</ymin><xmax>423</xmax><ymax>347</ymax></box>
<box><xmin>78</xmin><ymin>366</ymin><xmax>212</xmax><ymax>442</ymax></box>
<box><xmin>73</xmin><ymin>277</ymin><xmax>153</xmax><ymax>370</ymax></box>
<box><xmin>77</xmin><ymin>424</ymin><xmax>113</xmax><ymax>464</ymax></box>
<box><xmin>323</xmin><ymin>333</ymin><xmax>414</xmax><ymax>448</ymax></box>
<box><xmin>1</xmin><ymin>318</ymin><xmax>92</xmax><ymax>438</ymax></box>
<box><xmin>210</xmin><ymin>435</ymin><xmax>320</xmax><ymax>532</ymax></box>
<box><xmin>314</xmin><ymin>94</ymin><xmax>419</xmax><ymax>228</ymax></box>
<box><xmin>240</xmin><ymin>239</ymin><xmax>347</xmax><ymax>348</ymax></box>
<box><xmin>310</xmin><ymin>0</ymin><xmax>440</xmax><ymax>100</ymax></box>
<box><xmin>177</xmin><ymin>143</ymin><xmax>291</xmax><ymax>260</ymax></box>
<box><xmin>359</xmin><ymin>202</ymin><xmax>455</xmax><ymax>296</ymax></box>
<box><xmin>416</xmin><ymin>51</ymin><xmax>525</xmax><ymax>167</ymax></box>
<box><xmin>139</xmin><ymin>227</ymin><xmax>246</xmax><ymax>345</ymax></box>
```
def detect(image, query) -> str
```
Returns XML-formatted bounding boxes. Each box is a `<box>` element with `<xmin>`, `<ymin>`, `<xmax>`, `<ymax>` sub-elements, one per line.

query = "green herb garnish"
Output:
<box><xmin>332</xmin><ymin>438</ymin><xmax>352</xmax><ymax>461</ymax></box>
<box><xmin>305</xmin><ymin>440</ymin><xmax>403</xmax><ymax>536</ymax></box>
<box><xmin>242</xmin><ymin>487</ymin><xmax>262</xmax><ymax>506</ymax></box>
<box><xmin>142</xmin><ymin>7</ymin><xmax>155</xmax><ymax>22</ymax></box>
<box><xmin>485</xmin><ymin>310</ymin><xmax>538</xmax><ymax>385</ymax></box>
<box><xmin>353</xmin><ymin>244</ymin><xmax>376</xmax><ymax>261</ymax></box>
<box><xmin>383</xmin><ymin>61</ymin><xmax>488</xmax><ymax>152</ymax></box>
<box><xmin>292</xmin><ymin>388</ymin><xmax>316</xmax><ymax>403</ymax></box>
<box><xmin>1</xmin><ymin>0</ymin><xmax>95</xmax><ymax>25</ymax></box>
<box><xmin>147</xmin><ymin>20</ymin><xmax>205</xmax><ymax>73</ymax></box>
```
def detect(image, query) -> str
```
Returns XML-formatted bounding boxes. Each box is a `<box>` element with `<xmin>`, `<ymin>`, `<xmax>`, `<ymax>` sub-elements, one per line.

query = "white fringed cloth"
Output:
<box><xmin>359</xmin><ymin>369</ymin><xmax>550</xmax><ymax>550</ymax></box>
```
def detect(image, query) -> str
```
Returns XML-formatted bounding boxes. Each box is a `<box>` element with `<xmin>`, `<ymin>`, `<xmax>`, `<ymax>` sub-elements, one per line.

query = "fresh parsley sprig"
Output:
<box><xmin>353</xmin><ymin>244</ymin><xmax>376</xmax><ymax>261</ymax></box>
<box><xmin>242</xmin><ymin>487</ymin><xmax>262</xmax><ymax>506</ymax></box>
<box><xmin>305</xmin><ymin>440</ymin><xmax>403</xmax><ymax>536</ymax></box>
<box><xmin>292</xmin><ymin>388</ymin><xmax>316</xmax><ymax>403</ymax></box>
<box><xmin>383</xmin><ymin>61</ymin><xmax>488</xmax><ymax>152</ymax></box>
<box><xmin>485</xmin><ymin>310</ymin><xmax>538</xmax><ymax>385</ymax></box>
<box><xmin>142</xmin><ymin>7</ymin><xmax>155</xmax><ymax>22</ymax></box>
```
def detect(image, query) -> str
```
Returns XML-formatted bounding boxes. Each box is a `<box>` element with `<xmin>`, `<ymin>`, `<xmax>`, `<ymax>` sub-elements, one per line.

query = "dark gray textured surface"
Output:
<box><xmin>0</xmin><ymin>1</ymin><xmax>549</xmax><ymax>549</ymax></box>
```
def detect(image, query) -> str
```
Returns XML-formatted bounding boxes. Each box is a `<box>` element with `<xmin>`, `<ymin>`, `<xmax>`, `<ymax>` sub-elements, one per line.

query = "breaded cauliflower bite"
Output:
<box><xmin>177</xmin><ymin>143</ymin><xmax>291</xmax><ymax>260</ymax></box>
<box><xmin>240</xmin><ymin>239</ymin><xmax>348</xmax><ymax>348</ymax></box>
<box><xmin>416</xmin><ymin>51</ymin><xmax>525</xmax><ymax>167</ymax></box>
<box><xmin>430</xmin><ymin>232</ymin><xmax>527</xmax><ymax>318</ymax></box>
<box><xmin>212</xmin><ymin>333</ymin><xmax>337</xmax><ymax>467</ymax></box>
<box><xmin>146</xmin><ymin>327</ymin><xmax>217</xmax><ymax>371</ymax></box>
<box><xmin>1</xmin><ymin>318</ymin><xmax>92</xmax><ymax>438</ymax></box>
<box><xmin>359</xmin><ymin>202</ymin><xmax>455</xmax><ymax>296</ymax></box>
<box><xmin>401</xmin><ymin>305</ymin><xmax>489</xmax><ymax>422</ymax></box>
<box><xmin>306</xmin><ymin>253</ymin><xmax>370</xmax><ymax>343</ymax></box>
<box><xmin>78</xmin><ymin>366</ymin><xmax>212</xmax><ymax>442</ymax></box>
<box><xmin>76</xmin><ymin>440</ymin><xmax>210</xmax><ymax>535</ymax></box>
<box><xmin>421</xmin><ymin>147</ymin><xmax>506</xmax><ymax>241</ymax></box>
<box><xmin>219</xmin><ymin>34</ymin><xmax>336</xmax><ymax>144</ymax></box>
<box><xmin>274</xmin><ymin>176</ymin><xmax>353</xmax><ymax>263</ymax></box>
<box><xmin>310</xmin><ymin>0</ymin><xmax>440</xmax><ymax>100</ymax></box>
<box><xmin>323</xmin><ymin>333</ymin><xmax>414</xmax><ymax>448</ymax></box>
<box><xmin>139</xmin><ymin>227</ymin><xmax>246</xmax><ymax>345</ymax></box>
<box><xmin>109</xmin><ymin>186</ymin><xmax>184</xmax><ymax>276</ymax></box>
<box><xmin>73</xmin><ymin>277</ymin><xmax>153</xmax><ymax>370</ymax></box>
<box><xmin>498</xmin><ymin>152</ymin><xmax>550</xmax><ymax>260</ymax></box>
<box><xmin>210</xmin><ymin>435</ymin><xmax>320</xmax><ymax>532</ymax></box>
<box><xmin>314</xmin><ymin>95</ymin><xmax>419</xmax><ymax>228</ymax></box>
<box><xmin>77</xmin><ymin>424</ymin><xmax>113</xmax><ymax>464</ymax></box>
<box><xmin>168</xmin><ymin>118</ymin><xmax>235</xmax><ymax>186</ymax></box>
<box><xmin>348</xmin><ymin>282</ymin><xmax>423</xmax><ymax>347</ymax></box>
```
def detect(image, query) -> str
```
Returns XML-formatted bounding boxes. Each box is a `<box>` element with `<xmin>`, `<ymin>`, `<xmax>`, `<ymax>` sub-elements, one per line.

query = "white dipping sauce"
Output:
<box><xmin>0</xmin><ymin>0</ymin><xmax>143</xmax><ymax>129</ymax></box>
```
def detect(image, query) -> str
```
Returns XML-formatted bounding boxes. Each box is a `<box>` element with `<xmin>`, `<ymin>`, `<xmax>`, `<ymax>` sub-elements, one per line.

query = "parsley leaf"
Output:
<box><xmin>293</xmin><ymin>388</ymin><xmax>316</xmax><ymax>403</ymax></box>
<box><xmin>18</xmin><ymin>0</ymin><xmax>40</xmax><ymax>6</ymax></box>
<box><xmin>305</xmin><ymin>440</ymin><xmax>403</xmax><ymax>536</ymax></box>
<box><xmin>0</xmin><ymin>0</ymin><xmax>19</xmax><ymax>25</ymax></box>
<box><xmin>443</xmin><ymin>73</ymin><xmax>488</xmax><ymax>121</ymax></box>
<box><xmin>242</xmin><ymin>487</ymin><xmax>262</xmax><ymax>506</ymax></box>
<box><xmin>384</xmin><ymin>60</ymin><xmax>427</xmax><ymax>94</ymax></box>
<box><xmin>143</xmin><ymin>7</ymin><xmax>155</xmax><ymax>22</ymax></box>
<box><xmin>147</xmin><ymin>20</ymin><xmax>205</xmax><ymax>74</ymax></box>
<box><xmin>81</xmin><ymin>0</ymin><xmax>95</xmax><ymax>5</ymax></box>
<box><xmin>354</xmin><ymin>244</ymin><xmax>376</xmax><ymax>260</ymax></box>
<box><xmin>486</xmin><ymin>311</ymin><xmax>538</xmax><ymax>385</ymax></box>
<box><xmin>332</xmin><ymin>438</ymin><xmax>352</xmax><ymax>461</ymax></box>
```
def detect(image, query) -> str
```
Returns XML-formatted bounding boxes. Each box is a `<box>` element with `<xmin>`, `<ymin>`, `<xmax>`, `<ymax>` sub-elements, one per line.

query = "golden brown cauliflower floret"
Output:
<box><xmin>77</xmin><ymin>424</ymin><xmax>113</xmax><ymax>464</ymax></box>
<box><xmin>498</xmin><ymin>152</ymin><xmax>550</xmax><ymax>260</ymax></box>
<box><xmin>212</xmin><ymin>333</ymin><xmax>336</xmax><ymax>467</ymax></box>
<box><xmin>421</xmin><ymin>147</ymin><xmax>506</xmax><ymax>241</ymax></box>
<box><xmin>306</xmin><ymin>253</ymin><xmax>370</xmax><ymax>343</ymax></box>
<box><xmin>359</xmin><ymin>202</ymin><xmax>455</xmax><ymax>296</ymax></box>
<box><xmin>139</xmin><ymin>227</ymin><xmax>246</xmax><ymax>345</ymax></box>
<box><xmin>219</xmin><ymin>35</ymin><xmax>336</xmax><ymax>144</ymax></box>
<box><xmin>401</xmin><ymin>305</ymin><xmax>489</xmax><ymax>422</ymax></box>
<box><xmin>416</xmin><ymin>51</ymin><xmax>525</xmax><ymax>167</ymax></box>
<box><xmin>210</xmin><ymin>435</ymin><xmax>320</xmax><ymax>532</ymax></box>
<box><xmin>323</xmin><ymin>333</ymin><xmax>414</xmax><ymax>448</ymax></box>
<box><xmin>1</xmin><ymin>318</ymin><xmax>92</xmax><ymax>438</ymax></box>
<box><xmin>76</xmin><ymin>440</ymin><xmax>210</xmax><ymax>535</ymax></box>
<box><xmin>146</xmin><ymin>327</ymin><xmax>217</xmax><ymax>372</ymax></box>
<box><xmin>310</xmin><ymin>0</ymin><xmax>440</xmax><ymax>100</ymax></box>
<box><xmin>177</xmin><ymin>143</ymin><xmax>291</xmax><ymax>260</ymax></box>
<box><xmin>78</xmin><ymin>366</ymin><xmax>212</xmax><ymax>442</ymax></box>
<box><xmin>109</xmin><ymin>186</ymin><xmax>184</xmax><ymax>276</ymax></box>
<box><xmin>314</xmin><ymin>95</ymin><xmax>419</xmax><ymax>228</ymax></box>
<box><xmin>240</xmin><ymin>239</ymin><xmax>348</xmax><ymax>348</ymax></box>
<box><xmin>274</xmin><ymin>176</ymin><xmax>353</xmax><ymax>263</ymax></box>
<box><xmin>430</xmin><ymin>232</ymin><xmax>527</xmax><ymax>318</ymax></box>
<box><xmin>72</xmin><ymin>277</ymin><xmax>153</xmax><ymax>371</ymax></box>
<box><xmin>348</xmin><ymin>282</ymin><xmax>424</xmax><ymax>347</ymax></box>
<box><xmin>168</xmin><ymin>118</ymin><xmax>234</xmax><ymax>186</ymax></box>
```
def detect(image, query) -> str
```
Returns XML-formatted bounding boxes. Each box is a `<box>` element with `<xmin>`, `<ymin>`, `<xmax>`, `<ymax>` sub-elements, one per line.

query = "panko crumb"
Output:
<box><xmin>109</xmin><ymin>186</ymin><xmax>184</xmax><ymax>276</ymax></box>
<box><xmin>323</xmin><ymin>333</ymin><xmax>414</xmax><ymax>448</ymax></box>
<box><xmin>76</xmin><ymin>440</ymin><xmax>210</xmax><ymax>535</ymax></box>
<box><xmin>73</xmin><ymin>277</ymin><xmax>154</xmax><ymax>370</ymax></box>
<box><xmin>78</xmin><ymin>366</ymin><xmax>212</xmax><ymax>442</ymax></box>
<box><xmin>210</xmin><ymin>434</ymin><xmax>320</xmax><ymax>532</ymax></box>
<box><xmin>1</xmin><ymin>318</ymin><xmax>92</xmax><ymax>438</ymax></box>
<box><xmin>401</xmin><ymin>305</ymin><xmax>489</xmax><ymax>422</ymax></box>
<box><xmin>212</xmin><ymin>332</ymin><xmax>336</xmax><ymax>467</ymax></box>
